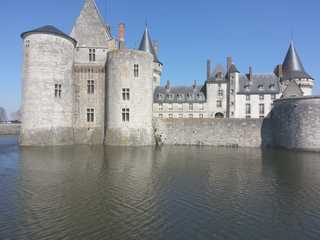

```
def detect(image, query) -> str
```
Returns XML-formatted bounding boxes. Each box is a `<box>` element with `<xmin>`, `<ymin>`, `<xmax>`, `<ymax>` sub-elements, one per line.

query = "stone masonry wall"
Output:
<box><xmin>270</xmin><ymin>96</ymin><xmax>320</xmax><ymax>151</ymax></box>
<box><xmin>154</xmin><ymin>118</ymin><xmax>266</xmax><ymax>148</ymax></box>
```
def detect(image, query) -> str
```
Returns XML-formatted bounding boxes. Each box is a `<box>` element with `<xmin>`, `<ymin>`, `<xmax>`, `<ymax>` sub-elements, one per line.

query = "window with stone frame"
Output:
<box><xmin>89</xmin><ymin>49</ymin><xmax>96</xmax><ymax>62</ymax></box>
<box><xmin>216</xmin><ymin>100</ymin><xmax>222</xmax><ymax>108</ymax></box>
<box><xmin>246</xmin><ymin>103</ymin><xmax>251</xmax><ymax>114</ymax></box>
<box><xmin>54</xmin><ymin>84</ymin><xmax>62</xmax><ymax>98</ymax></box>
<box><xmin>259</xmin><ymin>94</ymin><xmax>265</xmax><ymax>101</ymax></box>
<box><xmin>168</xmin><ymin>104</ymin><xmax>173</xmax><ymax>111</ymax></box>
<box><xmin>134</xmin><ymin>64</ymin><xmax>139</xmax><ymax>77</ymax></box>
<box><xmin>259</xmin><ymin>103</ymin><xmax>265</xmax><ymax>115</ymax></box>
<box><xmin>246</xmin><ymin>95</ymin><xmax>250</xmax><ymax>101</ymax></box>
<box><xmin>199</xmin><ymin>103</ymin><xmax>204</xmax><ymax>111</ymax></box>
<box><xmin>122</xmin><ymin>108</ymin><xmax>130</xmax><ymax>122</ymax></box>
<box><xmin>218</xmin><ymin>89</ymin><xmax>224</xmax><ymax>97</ymax></box>
<box><xmin>159</xmin><ymin>103</ymin><xmax>163</xmax><ymax>111</ymax></box>
<box><xmin>271</xmin><ymin>94</ymin><xmax>276</xmax><ymax>100</ymax></box>
<box><xmin>199</xmin><ymin>114</ymin><xmax>204</xmax><ymax>118</ymax></box>
<box><xmin>122</xmin><ymin>88</ymin><xmax>130</xmax><ymax>100</ymax></box>
<box><xmin>87</xmin><ymin>80</ymin><xmax>95</xmax><ymax>94</ymax></box>
<box><xmin>87</xmin><ymin>108</ymin><xmax>94</xmax><ymax>122</ymax></box>
<box><xmin>189</xmin><ymin>103</ymin><xmax>193</xmax><ymax>111</ymax></box>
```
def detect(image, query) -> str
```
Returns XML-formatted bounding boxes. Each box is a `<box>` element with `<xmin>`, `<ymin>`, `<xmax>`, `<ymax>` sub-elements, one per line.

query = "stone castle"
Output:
<box><xmin>20</xmin><ymin>0</ymin><xmax>319</xmax><ymax>149</ymax></box>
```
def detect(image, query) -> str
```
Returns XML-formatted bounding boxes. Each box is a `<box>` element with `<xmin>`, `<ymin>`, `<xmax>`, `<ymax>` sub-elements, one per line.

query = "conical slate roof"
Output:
<box><xmin>138</xmin><ymin>26</ymin><xmax>160</xmax><ymax>63</ymax></box>
<box><xmin>21</xmin><ymin>25</ymin><xmax>77</xmax><ymax>45</ymax></box>
<box><xmin>282</xmin><ymin>42</ymin><xmax>313</xmax><ymax>80</ymax></box>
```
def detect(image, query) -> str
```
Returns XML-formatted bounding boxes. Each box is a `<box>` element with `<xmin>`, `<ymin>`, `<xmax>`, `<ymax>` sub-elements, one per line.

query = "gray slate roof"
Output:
<box><xmin>282</xmin><ymin>42</ymin><xmax>313</xmax><ymax>80</ymax></box>
<box><xmin>238</xmin><ymin>74</ymin><xmax>281</xmax><ymax>95</ymax></box>
<box><xmin>138</xmin><ymin>27</ymin><xmax>161</xmax><ymax>64</ymax></box>
<box><xmin>21</xmin><ymin>25</ymin><xmax>77</xmax><ymax>45</ymax></box>
<box><xmin>154</xmin><ymin>86</ymin><xmax>206</xmax><ymax>103</ymax></box>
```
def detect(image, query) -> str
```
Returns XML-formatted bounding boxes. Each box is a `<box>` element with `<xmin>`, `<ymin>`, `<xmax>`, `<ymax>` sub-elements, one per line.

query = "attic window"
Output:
<box><xmin>244</xmin><ymin>85</ymin><xmax>250</xmax><ymax>91</ymax></box>
<box><xmin>157</xmin><ymin>94</ymin><xmax>163</xmax><ymax>100</ymax></box>
<box><xmin>269</xmin><ymin>84</ymin><xmax>275</xmax><ymax>90</ymax></box>
<box><xmin>258</xmin><ymin>85</ymin><xmax>264</xmax><ymax>90</ymax></box>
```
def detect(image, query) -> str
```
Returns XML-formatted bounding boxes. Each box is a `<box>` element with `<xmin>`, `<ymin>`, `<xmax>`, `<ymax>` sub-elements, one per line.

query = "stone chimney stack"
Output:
<box><xmin>207</xmin><ymin>59</ymin><xmax>212</xmax><ymax>80</ymax></box>
<box><xmin>118</xmin><ymin>23</ymin><xmax>126</xmax><ymax>49</ymax></box>
<box><xmin>248</xmin><ymin>65</ymin><xmax>253</xmax><ymax>81</ymax></box>
<box><xmin>227</xmin><ymin>56</ymin><xmax>232</xmax><ymax>72</ymax></box>
<box><xmin>192</xmin><ymin>80</ymin><xmax>197</xmax><ymax>89</ymax></box>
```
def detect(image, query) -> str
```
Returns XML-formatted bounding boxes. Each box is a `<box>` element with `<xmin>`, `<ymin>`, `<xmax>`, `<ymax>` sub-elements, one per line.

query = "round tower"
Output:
<box><xmin>105</xmin><ymin>49</ymin><xmax>154</xmax><ymax>146</ymax></box>
<box><xmin>20</xmin><ymin>26</ymin><xmax>76</xmax><ymax>146</ymax></box>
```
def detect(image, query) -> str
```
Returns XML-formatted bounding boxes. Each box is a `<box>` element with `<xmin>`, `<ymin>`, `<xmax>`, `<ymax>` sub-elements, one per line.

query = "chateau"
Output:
<box><xmin>20</xmin><ymin>0</ymin><xmax>318</xmax><ymax>147</ymax></box>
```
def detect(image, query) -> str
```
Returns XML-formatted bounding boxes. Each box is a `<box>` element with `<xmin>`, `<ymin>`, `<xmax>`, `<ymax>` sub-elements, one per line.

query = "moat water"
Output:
<box><xmin>1</xmin><ymin>136</ymin><xmax>320</xmax><ymax>240</ymax></box>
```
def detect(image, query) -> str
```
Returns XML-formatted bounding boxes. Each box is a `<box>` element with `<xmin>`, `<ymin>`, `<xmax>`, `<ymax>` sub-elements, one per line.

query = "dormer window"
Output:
<box><xmin>269</xmin><ymin>84</ymin><xmax>275</xmax><ymax>90</ymax></box>
<box><xmin>244</xmin><ymin>85</ymin><xmax>250</xmax><ymax>91</ymax></box>
<box><xmin>258</xmin><ymin>85</ymin><xmax>264</xmax><ymax>91</ymax></box>
<box><xmin>157</xmin><ymin>94</ymin><xmax>163</xmax><ymax>100</ymax></box>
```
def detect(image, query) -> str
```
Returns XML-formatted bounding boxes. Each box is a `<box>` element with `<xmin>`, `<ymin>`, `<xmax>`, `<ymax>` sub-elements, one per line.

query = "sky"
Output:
<box><xmin>1</xmin><ymin>0</ymin><xmax>320</xmax><ymax>115</ymax></box>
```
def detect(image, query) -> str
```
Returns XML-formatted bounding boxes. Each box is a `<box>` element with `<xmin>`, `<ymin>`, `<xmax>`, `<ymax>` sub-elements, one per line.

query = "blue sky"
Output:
<box><xmin>1</xmin><ymin>0</ymin><xmax>320</xmax><ymax>114</ymax></box>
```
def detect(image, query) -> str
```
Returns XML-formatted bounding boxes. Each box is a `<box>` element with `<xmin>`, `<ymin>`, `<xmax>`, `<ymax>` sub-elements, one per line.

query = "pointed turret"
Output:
<box><xmin>282</xmin><ymin>42</ymin><xmax>313</xmax><ymax>81</ymax></box>
<box><xmin>138</xmin><ymin>26</ymin><xmax>160</xmax><ymax>63</ymax></box>
<box><xmin>70</xmin><ymin>0</ymin><xmax>112</xmax><ymax>47</ymax></box>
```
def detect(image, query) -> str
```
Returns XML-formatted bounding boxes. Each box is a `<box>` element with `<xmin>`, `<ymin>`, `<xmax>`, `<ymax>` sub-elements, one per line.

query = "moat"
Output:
<box><xmin>1</xmin><ymin>135</ymin><xmax>320</xmax><ymax>240</ymax></box>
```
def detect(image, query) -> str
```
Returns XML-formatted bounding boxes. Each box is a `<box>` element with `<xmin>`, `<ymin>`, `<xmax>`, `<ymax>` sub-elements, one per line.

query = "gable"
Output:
<box><xmin>70</xmin><ymin>0</ymin><xmax>112</xmax><ymax>47</ymax></box>
<box><xmin>282</xmin><ymin>80</ymin><xmax>303</xmax><ymax>98</ymax></box>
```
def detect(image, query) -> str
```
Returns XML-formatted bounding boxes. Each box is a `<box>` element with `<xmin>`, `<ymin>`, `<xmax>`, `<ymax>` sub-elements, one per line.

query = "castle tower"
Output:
<box><xmin>71</xmin><ymin>0</ymin><xmax>116</xmax><ymax>144</ymax></box>
<box><xmin>104</xmin><ymin>27</ymin><xmax>155</xmax><ymax>146</ymax></box>
<box><xmin>20</xmin><ymin>26</ymin><xmax>76</xmax><ymax>145</ymax></box>
<box><xmin>138</xmin><ymin>26</ymin><xmax>163</xmax><ymax>91</ymax></box>
<box><xmin>280</xmin><ymin>42</ymin><xmax>314</xmax><ymax>96</ymax></box>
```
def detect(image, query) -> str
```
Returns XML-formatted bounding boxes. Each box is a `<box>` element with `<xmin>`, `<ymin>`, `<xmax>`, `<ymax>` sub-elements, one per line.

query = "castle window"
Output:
<box><xmin>231</xmin><ymin>102</ymin><xmax>234</xmax><ymax>106</ymax></box>
<box><xmin>269</xmin><ymin>84</ymin><xmax>275</xmax><ymax>90</ymax></box>
<box><xmin>168</xmin><ymin>104</ymin><xmax>173</xmax><ymax>111</ymax></box>
<box><xmin>258</xmin><ymin>84</ymin><xmax>264</xmax><ymax>90</ymax></box>
<box><xmin>259</xmin><ymin>104</ymin><xmax>265</xmax><ymax>115</ymax></box>
<box><xmin>122</xmin><ymin>108</ymin><xmax>130</xmax><ymax>122</ymax></box>
<box><xmin>178</xmin><ymin>104</ymin><xmax>183</xmax><ymax>111</ymax></box>
<box><xmin>246</xmin><ymin>103</ymin><xmax>251</xmax><ymax>114</ymax></box>
<box><xmin>271</xmin><ymin>94</ymin><xmax>276</xmax><ymax>100</ymax></box>
<box><xmin>216</xmin><ymin>100</ymin><xmax>222</xmax><ymax>108</ymax></box>
<box><xmin>159</xmin><ymin>103</ymin><xmax>163</xmax><ymax>111</ymax></box>
<box><xmin>89</xmin><ymin>49</ymin><xmax>96</xmax><ymax>62</ymax></box>
<box><xmin>231</xmin><ymin>89</ymin><xmax>234</xmax><ymax>94</ymax></box>
<box><xmin>54</xmin><ymin>84</ymin><xmax>62</xmax><ymax>98</ymax></box>
<box><xmin>87</xmin><ymin>108</ymin><xmax>94</xmax><ymax>122</ymax></box>
<box><xmin>122</xmin><ymin>88</ymin><xmax>130</xmax><ymax>100</ymax></box>
<box><xmin>244</xmin><ymin>85</ymin><xmax>250</xmax><ymax>91</ymax></box>
<box><xmin>218</xmin><ymin>89</ymin><xmax>223</xmax><ymax>97</ymax></box>
<box><xmin>87</xmin><ymin>80</ymin><xmax>95</xmax><ymax>94</ymax></box>
<box><xmin>25</xmin><ymin>40</ymin><xmax>30</xmax><ymax>48</ymax></box>
<box><xmin>134</xmin><ymin>64</ymin><xmax>139</xmax><ymax>77</ymax></box>
<box><xmin>246</xmin><ymin>95</ymin><xmax>250</xmax><ymax>101</ymax></box>
<box><xmin>199</xmin><ymin>103</ymin><xmax>204</xmax><ymax>111</ymax></box>
<box><xmin>189</xmin><ymin>103</ymin><xmax>193</xmax><ymax>111</ymax></box>
<box><xmin>259</xmin><ymin>94</ymin><xmax>265</xmax><ymax>101</ymax></box>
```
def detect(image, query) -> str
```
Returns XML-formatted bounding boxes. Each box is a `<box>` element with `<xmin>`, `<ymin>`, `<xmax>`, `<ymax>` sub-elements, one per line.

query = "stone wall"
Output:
<box><xmin>154</xmin><ymin>118</ymin><xmax>266</xmax><ymax>148</ymax></box>
<box><xmin>0</xmin><ymin>124</ymin><xmax>21</xmax><ymax>135</ymax></box>
<box><xmin>270</xmin><ymin>96</ymin><xmax>320</xmax><ymax>151</ymax></box>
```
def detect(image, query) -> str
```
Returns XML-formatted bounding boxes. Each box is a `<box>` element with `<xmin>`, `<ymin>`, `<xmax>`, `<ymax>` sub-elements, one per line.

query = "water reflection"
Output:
<box><xmin>0</xmin><ymin>136</ymin><xmax>320</xmax><ymax>239</ymax></box>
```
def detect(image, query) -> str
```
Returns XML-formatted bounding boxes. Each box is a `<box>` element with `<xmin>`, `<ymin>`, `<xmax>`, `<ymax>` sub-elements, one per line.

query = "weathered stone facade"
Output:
<box><xmin>269</xmin><ymin>96</ymin><xmax>320</xmax><ymax>151</ymax></box>
<box><xmin>154</xmin><ymin>119</ymin><xmax>265</xmax><ymax>148</ymax></box>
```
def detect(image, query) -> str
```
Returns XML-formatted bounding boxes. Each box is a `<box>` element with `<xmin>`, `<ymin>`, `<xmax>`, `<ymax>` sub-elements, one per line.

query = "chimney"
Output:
<box><xmin>118</xmin><ymin>23</ymin><xmax>125</xmax><ymax>49</ymax></box>
<box><xmin>227</xmin><ymin>56</ymin><xmax>232</xmax><ymax>72</ymax></box>
<box><xmin>153</xmin><ymin>41</ymin><xmax>159</xmax><ymax>54</ymax></box>
<box><xmin>248</xmin><ymin>65</ymin><xmax>253</xmax><ymax>81</ymax></box>
<box><xmin>275</xmin><ymin>64</ymin><xmax>283</xmax><ymax>78</ymax></box>
<box><xmin>207</xmin><ymin>59</ymin><xmax>212</xmax><ymax>80</ymax></box>
<box><xmin>192</xmin><ymin>80</ymin><xmax>197</xmax><ymax>89</ymax></box>
<box><xmin>165</xmin><ymin>80</ymin><xmax>170</xmax><ymax>90</ymax></box>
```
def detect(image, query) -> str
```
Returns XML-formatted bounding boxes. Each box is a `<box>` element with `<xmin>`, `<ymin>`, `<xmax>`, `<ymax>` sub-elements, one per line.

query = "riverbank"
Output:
<box><xmin>0</xmin><ymin>123</ymin><xmax>21</xmax><ymax>135</ymax></box>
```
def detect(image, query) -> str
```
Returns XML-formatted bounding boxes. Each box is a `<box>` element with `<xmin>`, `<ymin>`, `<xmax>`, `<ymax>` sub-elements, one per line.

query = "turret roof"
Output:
<box><xmin>21</xmin><ymin>25</ymin><xmax>77</xmax><ymax>45</ymax></box>
<box><xmin>138</xmin><ymin>26</ymin><xmax>161</xmax><ymax>64</ymax></box>
<box><xmin>282</xmin><ymin>42</ymin><xmax>313</xmax><ymax>80</ymax></box>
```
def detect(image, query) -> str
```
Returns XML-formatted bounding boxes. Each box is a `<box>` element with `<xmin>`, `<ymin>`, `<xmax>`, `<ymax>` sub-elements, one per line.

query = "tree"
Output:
<box><xmin>0</xmin><ymin>107</ymin><xmax>8</xmax><ymax>123</ymax></box>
